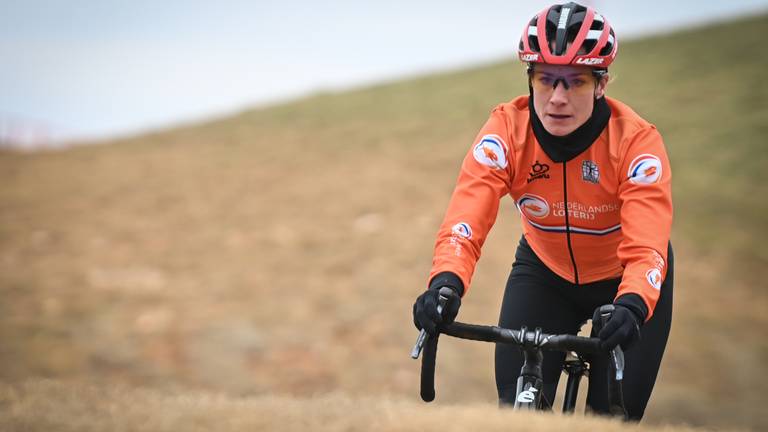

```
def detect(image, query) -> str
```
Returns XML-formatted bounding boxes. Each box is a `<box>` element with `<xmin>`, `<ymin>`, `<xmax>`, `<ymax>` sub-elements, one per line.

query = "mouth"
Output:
<box><xmin>547</xmin><ymin>114</ymin><xmax>571</xmax><ymax>120</ymax></box>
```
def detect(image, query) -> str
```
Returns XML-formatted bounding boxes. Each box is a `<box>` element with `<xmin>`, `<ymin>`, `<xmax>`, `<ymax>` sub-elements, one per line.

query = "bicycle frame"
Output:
<box><xmin>513</xmin><ymin>331</ymin><xmax>590</xmax><ymax>412</ymax></box>
<box><xmin>562</xmin><ymin>354</ymin><xmax>588</xmax><ymax>412</ymax></box>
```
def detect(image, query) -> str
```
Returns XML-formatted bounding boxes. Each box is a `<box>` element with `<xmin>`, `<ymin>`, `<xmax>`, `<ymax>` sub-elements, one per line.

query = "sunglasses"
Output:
<box><xmin>528</xmin><ymin>70</ymin><xmax>603</xmax><ymax>96</ymax></box>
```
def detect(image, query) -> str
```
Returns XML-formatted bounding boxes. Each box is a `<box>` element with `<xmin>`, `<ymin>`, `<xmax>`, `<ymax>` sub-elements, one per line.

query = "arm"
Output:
<box><xmin>428</xmin><ymin>106</ymin><xmax>515</xmax><ymax>295</ymax></box>
<box><xmin>615</xmin><ymin>125</ymin><xmax>673</xmax><ymax>321</ymax></box>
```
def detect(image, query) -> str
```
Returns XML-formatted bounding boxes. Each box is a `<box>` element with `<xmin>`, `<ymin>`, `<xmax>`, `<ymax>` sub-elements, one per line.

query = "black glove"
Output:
<box><xmin>592</xmin><ymin>295</ymin><xmax>647</xmax><ymax>351</ymax></box>
<box><xmin>413</xmin><ymin>272</ymin><xmax>464</xmax><ymax>335</ymax></box>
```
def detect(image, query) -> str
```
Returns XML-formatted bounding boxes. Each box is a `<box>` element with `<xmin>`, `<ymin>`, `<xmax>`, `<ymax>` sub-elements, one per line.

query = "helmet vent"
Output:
<box><xmin>598</xmin><ymin>29</ymin><xmax>615</xmax><ymax>56</ymax></box>
<box><xmin>529</xmin><ymin>35</ymin><xmax>541</xmax><ymax>52</ymax></box>
<box><xmin>580</xmin><ymin>39</ymin><xmax>597</xmax><ymax>55</ymax></box>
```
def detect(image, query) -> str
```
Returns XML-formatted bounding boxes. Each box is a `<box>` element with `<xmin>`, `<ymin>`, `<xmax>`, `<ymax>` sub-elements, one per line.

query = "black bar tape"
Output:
<box><xmin>420</xmin><ymin>333</ymin><xmax>439</xmax><ymax>402</ymax></box>
<box><xmin>442</xmin><ymin>322</ymin><xmax>502</xmax><ymax>342</ymax></box>
<box><xmin>546</xmin><ymin>335</ymin><xmax>603</xmax><ymax>354</ymax></box>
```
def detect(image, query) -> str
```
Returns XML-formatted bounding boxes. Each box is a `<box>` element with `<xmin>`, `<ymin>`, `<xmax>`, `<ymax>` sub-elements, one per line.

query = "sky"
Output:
<box><xmin>2</xmin><ymin>0</ymin><xmax>767</xmax><ymax>146</ymax></box>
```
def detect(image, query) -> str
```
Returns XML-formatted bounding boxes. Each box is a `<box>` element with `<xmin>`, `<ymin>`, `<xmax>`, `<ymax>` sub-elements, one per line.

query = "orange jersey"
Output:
<box><xmin>430</xmin><ymin>96</ymin><xmax>672</xmax><ymax>319</ymax></box>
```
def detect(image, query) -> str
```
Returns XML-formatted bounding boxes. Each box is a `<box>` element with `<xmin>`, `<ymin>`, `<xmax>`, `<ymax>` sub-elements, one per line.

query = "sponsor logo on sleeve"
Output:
<box><xmin>449</xmin><ymin>222</ymin><xmax>472</xmax><ymax>257</ymax></box>
<box><xmin>627</xmin><ymin>154</ymin><xmax>662</xmax><ymax>185</ymax></box>
<box><xmin>472</xmin><ymin>134</ymin><xmax>508</xmax><ymax>170</ymax></box>
<box><xmin>451</xmin><ymin>222</ymin><xmax>473</xmax><ymax>239</ymax></box>
<box><xmin>517</xmin><ymin>194</ymin><xmax>550</xmax><ymax>219</ymax></box>
<box><xmin>645</xmin><ymin>268</ymin><xmax>662</xmax><ymax>291</ymax></box>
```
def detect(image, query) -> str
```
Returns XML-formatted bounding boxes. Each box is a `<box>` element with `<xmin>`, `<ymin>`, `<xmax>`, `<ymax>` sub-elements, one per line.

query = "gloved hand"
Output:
<box><xmin>413</xmin><ymin>272</ymin><xmax>464</xmax><ymax>335</ymax></box>
<box><xmin>592</xmin><ymin>296</ymin><xmax>647</xmax><ymax>351</ymax></box>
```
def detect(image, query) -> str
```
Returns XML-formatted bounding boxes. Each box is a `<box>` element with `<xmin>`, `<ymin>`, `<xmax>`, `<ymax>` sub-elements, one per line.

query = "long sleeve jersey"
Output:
<box><xmin>430</xmin><ymin>95</ymin><xmax>672</xmax><ymax>320</ymax></box>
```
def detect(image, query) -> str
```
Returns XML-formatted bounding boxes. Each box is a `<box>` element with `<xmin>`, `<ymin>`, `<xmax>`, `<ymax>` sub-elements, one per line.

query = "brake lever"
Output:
<box><xmin>610</xmin><ymin>346</ymin><xmax>625</xmax><ymax>381</ymax></box>
<box><xmin>599</xmin><ymin>304</ymin><xmax>624</xmax><ymax>381</ymax></box>
<box><xmin>411</xmin><ymin>287</ymin><xmax>454</xmax><ymax>359</ymax></box>
<box><xmin>599</xmin><ymin>304</ymin><xmax>628</xmax><ymax>419</ymax></box>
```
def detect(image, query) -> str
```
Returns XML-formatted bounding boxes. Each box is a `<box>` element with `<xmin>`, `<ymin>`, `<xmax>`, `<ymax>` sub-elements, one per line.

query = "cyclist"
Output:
<box><xmin>413</xmin><ymin>2</ymin><xmax>673</xmax><ymax>421</ymax></box>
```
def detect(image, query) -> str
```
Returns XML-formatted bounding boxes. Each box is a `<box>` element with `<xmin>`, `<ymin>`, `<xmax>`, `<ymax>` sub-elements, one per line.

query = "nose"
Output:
<box><xmin>549</xmin><ymin>82</ymin><xmax>569</xmax><ymax>105</ymax></box>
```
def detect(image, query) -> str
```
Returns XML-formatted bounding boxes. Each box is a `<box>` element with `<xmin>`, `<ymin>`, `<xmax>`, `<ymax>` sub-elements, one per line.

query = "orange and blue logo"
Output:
<box><xmin>627</xmin><ymin>154</ymin><xmax>662</xmax><ymax>185</ymax></box>
<box><xmin>645</xmin><ymin>268</ymin><xmax>662</xmax><ymax>291</ymax></box>
<box><xmin>472</xmin><ymin>134</ymin><xmax>508</xmax><ymax>170</ymax></box>
<box><xmin>517</xmin><ymin>194</ymin><xmax>550</xmax><ymax>219</ymax></box>
<box><xmin>451</xmin><ymin>222</ymin><xmax>473</xmax><ymax>239</ymax></box>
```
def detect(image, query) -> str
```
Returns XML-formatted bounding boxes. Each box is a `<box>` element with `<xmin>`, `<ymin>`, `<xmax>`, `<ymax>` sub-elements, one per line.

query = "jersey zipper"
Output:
<box><xmin>562</xmin><ymin>162</ymin><xmax>580</xmax><ymax>286</ymax></box>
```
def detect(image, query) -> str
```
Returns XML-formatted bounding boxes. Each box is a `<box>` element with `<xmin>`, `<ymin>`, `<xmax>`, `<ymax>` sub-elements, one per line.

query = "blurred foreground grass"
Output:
<box><xmin>0</xmin><ymin>13</ymin><xmax>767</xmax><ymax>432</ymax></box>
<box><xmin>0</xmin><ymin>380</ymin><xmax>727</xmax><ymax>432</ymax></box>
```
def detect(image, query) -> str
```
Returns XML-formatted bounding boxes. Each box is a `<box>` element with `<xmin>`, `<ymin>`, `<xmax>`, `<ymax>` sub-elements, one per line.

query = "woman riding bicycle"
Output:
<box><xmin>413</xmin><ymin>2</ymin><xmax>673</xmax><ymax>421</ymax></box>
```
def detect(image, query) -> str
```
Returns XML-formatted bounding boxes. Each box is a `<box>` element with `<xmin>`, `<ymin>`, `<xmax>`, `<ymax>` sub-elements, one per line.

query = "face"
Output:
<box><xmin>530</xmin><ymin>64</ymin><xmax>609</xmax><ymax>136</ymax></box>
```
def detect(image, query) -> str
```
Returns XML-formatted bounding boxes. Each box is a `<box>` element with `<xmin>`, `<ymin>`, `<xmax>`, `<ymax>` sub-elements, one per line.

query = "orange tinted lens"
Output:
<box><xmin>531</xmin><ymin>72</ymin><xmax>595</xmax><ymax>95</ymax></box>
<box><xmin>530</xmin><ymin>71</ymin><xmax>555</xmax><ymax>94</ymax></box>
<box><xmin>565</xmin><ymin>73</ymin><xmax>596</xmax><ymax>95</ymax></box>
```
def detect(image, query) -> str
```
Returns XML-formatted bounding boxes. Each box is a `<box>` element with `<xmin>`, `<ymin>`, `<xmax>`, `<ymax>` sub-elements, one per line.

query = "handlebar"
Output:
<box><xmin>417</xmin><ymin>319</ymin><xmax>626</xmax><ymax>418</ymax></box>
<box><xmin>440</xmin><ymin>322</ymin><xmax>604</xmax><ymax>354</ymax></box>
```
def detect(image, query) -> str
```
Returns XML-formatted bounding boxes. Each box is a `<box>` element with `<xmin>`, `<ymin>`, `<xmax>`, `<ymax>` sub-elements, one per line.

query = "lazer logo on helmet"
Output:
<box><xmin>575</xmin><ymin>57</ymin><xmax>604</xmax><ymax>65</ymax></box>
<box><xmin>472</xmin><ymin>134</ymin><xmax>508</xmax><ymax>170</ymax></box>
<box><xmin>520</xmin><ymin>53</ymin><xmax>539</xmax><ymax>62</ymax></box>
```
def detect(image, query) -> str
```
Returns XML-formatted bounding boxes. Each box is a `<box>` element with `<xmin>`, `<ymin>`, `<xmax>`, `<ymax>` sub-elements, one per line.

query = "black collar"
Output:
<box><xmin>529</xmin><ymin>95</ymin><xmax>611</xmax><ymax>163</ymax></box>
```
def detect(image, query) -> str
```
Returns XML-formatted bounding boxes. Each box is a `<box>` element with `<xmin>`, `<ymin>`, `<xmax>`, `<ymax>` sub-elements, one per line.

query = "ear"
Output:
<box><xmin>595</xmin><ymin>75</ymin><xmax>609</xmax><ymax>99</ymax></box>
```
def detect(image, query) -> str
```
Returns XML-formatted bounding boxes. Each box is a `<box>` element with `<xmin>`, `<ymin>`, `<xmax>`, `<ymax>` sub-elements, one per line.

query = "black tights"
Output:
<box><xmin>495</xmin><ymin>237</ymin><xmax>673</xmax><ymax>421</ymax></box>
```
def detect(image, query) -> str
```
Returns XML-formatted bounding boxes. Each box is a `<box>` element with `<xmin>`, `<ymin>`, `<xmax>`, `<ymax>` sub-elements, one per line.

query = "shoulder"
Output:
<box><xmin>604</xmin><ymin>97</ymin><xmax>665</xmax><ymax>161</ymax></box>
<box><xmin>491</xmin><ymin>95</ymin><xmax>530</xmax><ymax>119</ymax></box>
<box><xmin>605</xmin><ymin>97</ymin><xmax>658</xmax><ymax>137</ymax></box>
<box><xmin>487</xmin><ymin>96</ymin><xmax>532</xmax><ymax>148</ymax></box>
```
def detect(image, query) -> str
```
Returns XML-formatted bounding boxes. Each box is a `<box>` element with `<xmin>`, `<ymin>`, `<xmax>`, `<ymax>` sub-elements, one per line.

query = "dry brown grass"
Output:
<box><xmin>0</xmin><ymin>380</ymin><xmax>729</xmax><ymax>432</ymax></box>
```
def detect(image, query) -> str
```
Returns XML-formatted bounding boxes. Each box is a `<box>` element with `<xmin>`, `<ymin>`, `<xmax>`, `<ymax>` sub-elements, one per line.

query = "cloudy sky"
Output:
<box><xmin>2</xmin><ymin>0</ymin><xmax>767</xmax><ymax>145</ymax></box>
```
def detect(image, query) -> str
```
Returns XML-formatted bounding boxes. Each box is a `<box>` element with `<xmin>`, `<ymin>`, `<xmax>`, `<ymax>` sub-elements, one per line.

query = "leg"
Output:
<box><xmin>496</xmin><ymin>238</ymin><xmax>583</xmax><ymax>406</ymax></box>
<box><xmin>587</xmin><ymin>244</ymin><xmax>675</xmax><ymax>420</ymax></box>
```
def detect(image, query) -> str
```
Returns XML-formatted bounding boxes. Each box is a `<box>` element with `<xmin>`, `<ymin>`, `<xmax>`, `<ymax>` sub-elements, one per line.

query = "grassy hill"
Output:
<box><xmin>1</xmin><ymin>13</ymin><xmax>767</xmax><ymax>432</ymax></box>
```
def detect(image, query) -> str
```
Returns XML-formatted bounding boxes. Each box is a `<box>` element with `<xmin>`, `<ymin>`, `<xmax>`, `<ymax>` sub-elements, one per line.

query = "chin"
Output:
<box><xmin>543</xmin><ymin>121</ymin><xmax>577</xmax><ymax>136</ymax></box>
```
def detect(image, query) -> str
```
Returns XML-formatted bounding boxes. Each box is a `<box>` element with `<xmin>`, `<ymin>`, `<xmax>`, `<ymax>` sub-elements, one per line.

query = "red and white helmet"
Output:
<box><xmin>518</xmin><ymin>2</ymin><xmax>617</xmax><ymax>68</ymax></box>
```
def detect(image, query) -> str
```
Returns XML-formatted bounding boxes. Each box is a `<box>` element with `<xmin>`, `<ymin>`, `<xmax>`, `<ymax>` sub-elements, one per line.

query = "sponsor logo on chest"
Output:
<box><xmin>517</xmin><ymin>194</ymin><xmax>550</xmax><ymax>218</ymax></box>
<box><xmin>582</xmin><ymin>160</ymin><xmax>600</xmax><ymax>183</ymax></box>
<box><xmin>527</xmin><ymin>160</ymin><xmax>550</xmax><ymax>183</ymax></box>
<box><xmin>517</xmin><ymin>195</ymin><xmax>620</xmax><ymax>221</ymax></box>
